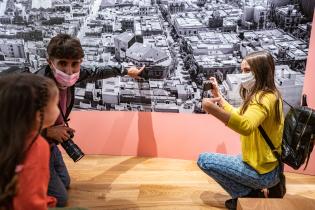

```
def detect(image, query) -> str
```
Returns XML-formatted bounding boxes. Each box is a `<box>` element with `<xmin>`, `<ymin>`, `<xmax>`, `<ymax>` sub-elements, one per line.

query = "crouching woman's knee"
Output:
<box><xmin>197</xmin><ymin>152</ymin><xmax>209</xmax><ymax>170</ymax></box>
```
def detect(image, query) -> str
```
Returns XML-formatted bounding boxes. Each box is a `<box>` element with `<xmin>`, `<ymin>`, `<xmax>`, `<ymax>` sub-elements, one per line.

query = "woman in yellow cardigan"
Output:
<box><xmin>197</xmin><ymin>51</ymin><xmax>284</xmax><ymax>210</ymax></box>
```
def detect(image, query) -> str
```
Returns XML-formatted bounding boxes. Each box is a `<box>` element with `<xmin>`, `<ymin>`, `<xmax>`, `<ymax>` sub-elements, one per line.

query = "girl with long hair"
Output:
<box><xmin>0</xmin><ymin>73</ymin><xmax>60</xmax><ymax>210</ymax></box>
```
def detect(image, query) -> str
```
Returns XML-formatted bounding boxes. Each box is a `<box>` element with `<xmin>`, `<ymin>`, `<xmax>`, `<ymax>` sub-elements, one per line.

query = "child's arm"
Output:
<box><xmin>14</xmin><ymin>137</ymin><xmax>56</xmax><ymax>210</ymax></box>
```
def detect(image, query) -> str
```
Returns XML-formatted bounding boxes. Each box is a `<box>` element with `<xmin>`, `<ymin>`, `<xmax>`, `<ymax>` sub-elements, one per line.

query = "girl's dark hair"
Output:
<box><xmin>0</xmin><ymin>73</ymin><xmax>57</xmax><ymax>209</ymax></box>
<box><xmin>47</xmin><ymin>34</ymin><xmax>84</xmax><ymax>60</ymax></box>
<box><xmin>239</xmin><ymin>51</ymin><xmax>282</xmax><ymax>123</ymax></box>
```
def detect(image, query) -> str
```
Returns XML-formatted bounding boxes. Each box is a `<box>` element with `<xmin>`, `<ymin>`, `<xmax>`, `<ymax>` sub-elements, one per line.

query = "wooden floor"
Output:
<box><xmin>64</xmin><ymin>155</ymin><xmax>315</xmax><ymax>210</ymax></box>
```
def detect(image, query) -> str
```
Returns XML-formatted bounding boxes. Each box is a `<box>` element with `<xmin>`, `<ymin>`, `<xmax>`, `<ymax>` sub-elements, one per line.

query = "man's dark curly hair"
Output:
<box><xmin>47</xmin><ymin>34</ymin><xmax>84</xmax><ymax>60</ymax></box>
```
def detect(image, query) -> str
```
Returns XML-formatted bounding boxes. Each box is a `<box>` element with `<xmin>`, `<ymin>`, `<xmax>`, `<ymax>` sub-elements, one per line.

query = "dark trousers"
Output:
<box><xmin>48</xmin><ymin>145</ymin><xmax>71</xmax><ymax>207</ymax></box>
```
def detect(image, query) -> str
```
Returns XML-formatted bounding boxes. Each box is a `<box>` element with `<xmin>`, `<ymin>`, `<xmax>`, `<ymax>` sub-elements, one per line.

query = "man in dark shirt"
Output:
<box><xmin>36</xmin><ymin>34</ymin><xmax>144</xmax><ymax>207</ymax></box>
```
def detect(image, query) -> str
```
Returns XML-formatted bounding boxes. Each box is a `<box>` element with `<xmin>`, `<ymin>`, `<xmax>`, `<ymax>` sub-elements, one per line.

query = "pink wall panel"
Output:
<box><xmin>70</xmin><ymin>111</ymin><xmax>240</xmax><ymax>159</ymax></box>
<box><xmin>303</xmin><ymin>12</ymin><xmax>315</xmax><ymax>109</ymax></box>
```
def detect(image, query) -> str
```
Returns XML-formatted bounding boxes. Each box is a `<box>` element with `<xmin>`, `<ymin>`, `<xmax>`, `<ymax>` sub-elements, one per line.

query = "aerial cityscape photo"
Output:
<box><xmin>0</xmin><ymin>0</ymin><xmax>313</xmax><ymax>113</ymax></box>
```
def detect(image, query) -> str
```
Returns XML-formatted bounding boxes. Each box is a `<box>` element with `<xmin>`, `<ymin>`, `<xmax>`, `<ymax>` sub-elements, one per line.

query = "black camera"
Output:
<box><xmin>203</xmin><ymin>80</ymin><xmax>213</xmax><ymax>91</ymax></box>
<box><xmin>61</xmin><ymin>131</ymin><xmax>85</xmax><ymax>162</ymax></box>
<box><xmin>201</xmin><ymin>80</ymin><xmax>214</xmax><ymax>99</ymax></box>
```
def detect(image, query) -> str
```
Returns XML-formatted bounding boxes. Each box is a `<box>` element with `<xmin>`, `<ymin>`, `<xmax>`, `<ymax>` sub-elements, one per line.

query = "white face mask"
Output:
<box><xmin>240</xmin><ymin>72</ymin><xmax>256</xmax><ymax>90</ymax></box>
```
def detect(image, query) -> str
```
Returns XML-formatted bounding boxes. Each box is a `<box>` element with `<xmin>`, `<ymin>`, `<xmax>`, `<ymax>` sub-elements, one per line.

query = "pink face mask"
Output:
<box><xmin>51</xmin><ymin>63</ymin><xmax>80</xmax><ymax>89</ymax></box>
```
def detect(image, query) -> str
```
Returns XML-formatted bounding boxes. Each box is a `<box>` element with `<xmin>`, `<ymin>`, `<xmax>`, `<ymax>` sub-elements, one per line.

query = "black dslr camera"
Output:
<box><xmin>61</xmin><ymin>131</ymin><xmax>85</xmax><ymax>162</ymax></box>
<box><xmin>203</xmin><ymin>80</ymin><xmax>213</xmax><ymax>92</ymax></box>
<box><xmin>201</xmin><ymin>80</ymin><xmax>213</xmax><ymax>99</ymax></box>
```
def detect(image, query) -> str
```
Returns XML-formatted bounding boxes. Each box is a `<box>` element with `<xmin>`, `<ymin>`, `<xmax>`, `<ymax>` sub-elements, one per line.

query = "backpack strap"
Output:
<box><xmin>304</xmin><ymin>142</ymin><xmax>312</xmax><ymax>170</ymax></box>
<box><xmin>300</xmin><ymin>110</ymin><xmax>314</xmax><ymax>170</ymax></box>
<box><xmin>304</xmin><ymin>135</ymin><xmax>315</xmax><ymax>170</ymax></box>
<box><xmin>283</xmin><ymin>99</ymin><xmax>294</xmax><ymax>109</ymax></box>
<box><xmin>296</xmin><ymin>108</ymin><xmax>313</xmax><ymax>151</ymax></box>
<box><xmin>258</xmin><ymin>125</ymin><xmax>282</xmax><ymax>163</ymax></box>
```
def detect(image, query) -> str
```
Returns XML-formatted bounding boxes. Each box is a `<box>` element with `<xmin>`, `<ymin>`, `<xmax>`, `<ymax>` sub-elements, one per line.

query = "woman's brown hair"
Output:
<box><xmin>239</xmin><ymin>51</ymin><xmax>282</xmax><ymax>123</ymax></box>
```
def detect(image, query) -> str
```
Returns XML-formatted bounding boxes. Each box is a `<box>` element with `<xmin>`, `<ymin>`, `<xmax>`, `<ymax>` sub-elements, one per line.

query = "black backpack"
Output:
<box><xmin>259</xmin><ymin>94</ymin><xmax>315</xmax><ymax>170</ymax></box>
<box><xmin>281</xmin><ymin>104</ymin><xmax>315</xmax><ymax>170</ymax></box>
<box><xmin>258</xmin><ymin>95</ymin><xmax>315</xmax><ymax>198</ymax></box>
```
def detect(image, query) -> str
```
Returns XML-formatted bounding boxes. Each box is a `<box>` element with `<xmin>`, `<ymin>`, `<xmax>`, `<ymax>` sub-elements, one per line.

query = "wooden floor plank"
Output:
<box><xmin>64</xmin><ymin>155</ymin><xmax>315</xmax><ymax>209</ymax></box>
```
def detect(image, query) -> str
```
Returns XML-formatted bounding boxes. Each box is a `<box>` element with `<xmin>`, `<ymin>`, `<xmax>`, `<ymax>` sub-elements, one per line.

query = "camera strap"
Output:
<box><xmin>58</xmin><ymin>103</ymin><xmax>70</xmax><ymax>127</ymax></box>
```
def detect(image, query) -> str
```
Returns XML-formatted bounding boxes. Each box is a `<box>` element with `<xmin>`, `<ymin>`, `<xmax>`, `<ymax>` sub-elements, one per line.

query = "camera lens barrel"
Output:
<box><xmin>61</xmin><ymin>139</ymin><xmax>85</xmax><ymax>162</ymax></box>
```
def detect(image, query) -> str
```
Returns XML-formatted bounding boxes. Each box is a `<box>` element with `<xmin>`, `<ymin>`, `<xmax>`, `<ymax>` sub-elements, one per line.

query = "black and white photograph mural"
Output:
<box><xmin>0</xmin><ymin>0</ymin><xmax>314</xmax><ymax>113</ymax></box>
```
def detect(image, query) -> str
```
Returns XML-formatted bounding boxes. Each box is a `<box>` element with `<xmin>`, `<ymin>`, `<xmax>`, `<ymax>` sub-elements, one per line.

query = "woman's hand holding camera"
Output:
<box><xmin>202</xmin><ymin>97</ymin><xmax>230</xmax><ymax>125</ymax></box>
<box><xmin>202</xmin><ymin>97</ymin><xmax>222</xmax><ymax>113</ymax></box>
<box><xmin>204</xmin><ymin>77</ymin><xmax>227</xmax><ymax>108</ymax></box>
<box><xmin>46</xmin><ymin>125</ymin><xmax>76</xmax><ymax>143</ymax></box>
<box><xmin>202</xmin><ymin>77</ymin><xmax>230</xmax><ymax>124</ymax></box>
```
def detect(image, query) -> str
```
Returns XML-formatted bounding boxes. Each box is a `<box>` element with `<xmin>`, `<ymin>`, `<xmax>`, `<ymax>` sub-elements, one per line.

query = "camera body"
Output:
<box><xmin>203</xmin><ymin>80</ymin><xmax>213</xmax><ymax>92</ymax></box>
<box><xmin>200</xmin><ymin>80</ymin><xmax>214</xmax><ymax>100</ymax></box>
<box><xmin>61</xmin><ymin>131</ymin><xmax>84</xmax><ymax>162</ymax></box>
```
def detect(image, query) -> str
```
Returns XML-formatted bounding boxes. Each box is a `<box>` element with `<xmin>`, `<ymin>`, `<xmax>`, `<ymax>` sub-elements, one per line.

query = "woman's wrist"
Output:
<box><xmin>216</xmin><ymin>95</ymin><xmax>224</xmax><ymax>107</ymax></box>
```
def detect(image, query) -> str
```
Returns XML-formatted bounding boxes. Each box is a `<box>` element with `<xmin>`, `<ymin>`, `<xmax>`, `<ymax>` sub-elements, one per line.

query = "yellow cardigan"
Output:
<box><xmin>223</xmin><ymin>92</ymin><xmax>284</xmax><ymax>174</ymax></box>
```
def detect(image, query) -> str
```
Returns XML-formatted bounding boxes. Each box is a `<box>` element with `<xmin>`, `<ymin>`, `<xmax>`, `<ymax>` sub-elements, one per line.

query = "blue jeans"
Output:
<box><xmin>48</xmin><ymin>145</ymin><xmax>71</xmax><ymax>207</ymax></box>
<box><xmin>197</xmin><ymin>153</ymin><xmax>281</xmax><ymax>199</ymax></box>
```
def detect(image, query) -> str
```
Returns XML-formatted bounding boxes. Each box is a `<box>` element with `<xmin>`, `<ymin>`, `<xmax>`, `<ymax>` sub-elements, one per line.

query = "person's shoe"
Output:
<box><xmin>268</xmin><ymin>182</ymin><xmax>285</xmax><ymax>198</ymax></box>
<box><xmin>225</xmin><ymin>198</ymin><xmax>237</xmax><ymax>210</ymax></box>
<box><xmin>244</xmin><ymin>189</ymin><xmax>266</xmax><ymax>198</ymax></box>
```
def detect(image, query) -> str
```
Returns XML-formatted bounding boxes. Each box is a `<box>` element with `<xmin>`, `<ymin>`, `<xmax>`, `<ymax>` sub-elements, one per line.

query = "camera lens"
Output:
<box><xmin>61</xmin><ymin>139</ymin><xmax>85</xmax><ymax>162</ymax></box>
